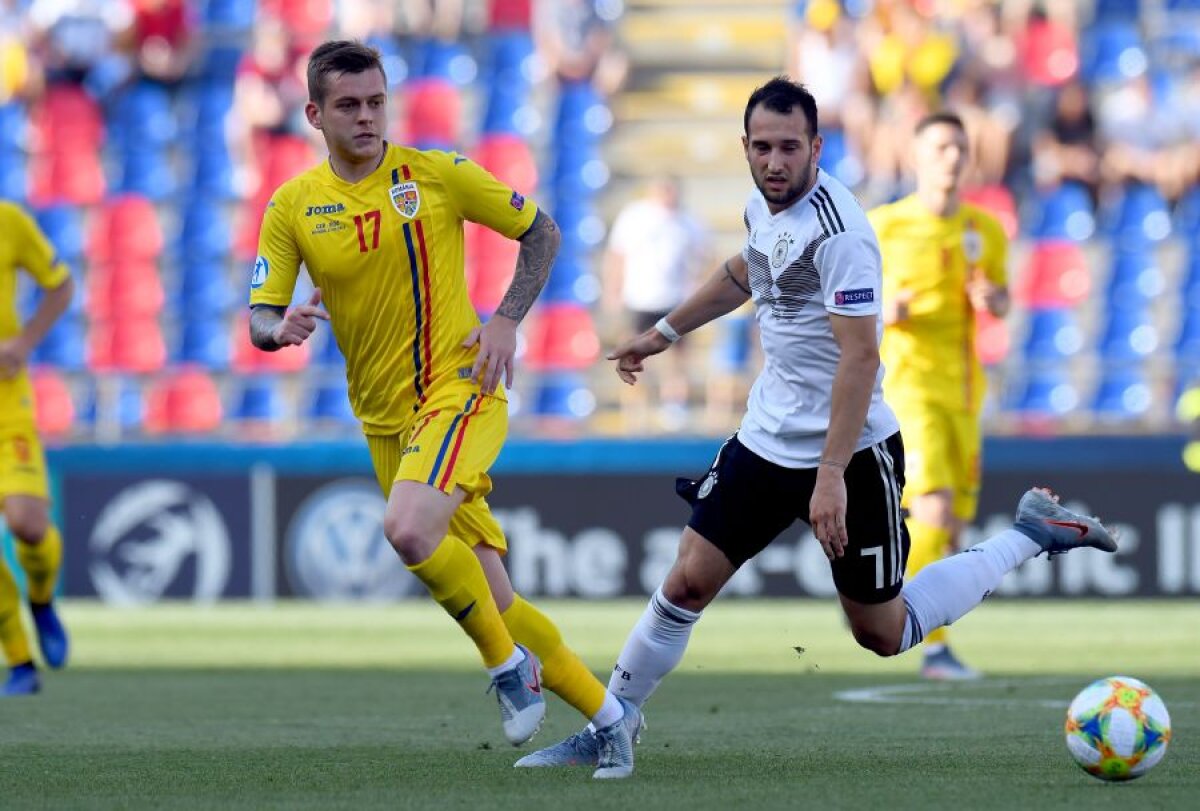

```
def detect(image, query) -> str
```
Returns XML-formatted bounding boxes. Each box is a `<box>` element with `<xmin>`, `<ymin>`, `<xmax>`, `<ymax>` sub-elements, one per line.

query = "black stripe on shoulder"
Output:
<box><xmin>743</xmin><ymin>209</ymin><xmax>751</xmax><ymax>234</ymax></box>
<box><xmin>808</xmin><ymin>198</ymin><xmax>832</xmax><ymax>237</ymax></box>
<box><xmin>815</xmin><ymin>186</ymin><xmax>846</xmax><ymax>233</ymax></box>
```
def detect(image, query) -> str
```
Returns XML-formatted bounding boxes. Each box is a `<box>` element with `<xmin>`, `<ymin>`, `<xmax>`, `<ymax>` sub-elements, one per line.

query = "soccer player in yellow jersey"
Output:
<box><xmin>869</xmin><ymin>112</ymin><xmax>1010</xmax><ymax>680</ymax></box>
<box><xmin>248</xmin><ymin>41</ymin><xmax>638</xmax><ymax>778</ymax></box>
<box><xmin>0</xmin><ymin>201</ymin><xmax>74</xmax><ymax>696</ymax></box>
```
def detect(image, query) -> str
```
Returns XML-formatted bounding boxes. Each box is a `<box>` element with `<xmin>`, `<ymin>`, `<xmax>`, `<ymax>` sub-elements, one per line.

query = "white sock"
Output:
<box><xmin>484</xmin><ymin>645</ymin><xmax>523</xmax><ymax>678</ymax></box>
<box><xmin>607</xmin><ymin>587</ymin><xmax>701</xmax><ymax>708</ymax></box>
<box><xmin>898</xmin><ymin>530</ymin><xmax>1041</xmax><ymax>653</ymax></box>
<box><xmin>590</xmin><ymin>693</ymin><xmax>625</xmax><ymax>730</ymax></box>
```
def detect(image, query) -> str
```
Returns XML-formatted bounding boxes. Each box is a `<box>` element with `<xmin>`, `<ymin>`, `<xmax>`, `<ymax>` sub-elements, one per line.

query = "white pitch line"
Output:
<box><xmin>834</xmin><ymin>680</ymin><xmax>1198</xmax><ymax>709</ymax></box>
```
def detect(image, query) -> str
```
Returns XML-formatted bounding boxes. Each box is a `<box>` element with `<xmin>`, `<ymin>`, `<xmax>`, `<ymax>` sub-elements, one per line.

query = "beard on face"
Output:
<box><xmin>754</xmin><ymin>160</ymin><xmax>814</xmax><ymax>210</ymax></box>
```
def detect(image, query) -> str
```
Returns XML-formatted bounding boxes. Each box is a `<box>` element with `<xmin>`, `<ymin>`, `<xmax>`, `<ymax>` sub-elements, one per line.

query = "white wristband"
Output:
<box><xmin>654</xmin><ymin>317</ymin><xmax>681</xmax><ymax>343</ymax></box>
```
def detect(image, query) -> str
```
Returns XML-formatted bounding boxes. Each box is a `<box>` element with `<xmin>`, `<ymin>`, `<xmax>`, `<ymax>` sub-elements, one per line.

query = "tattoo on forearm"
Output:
<box><xmin>497</xmin><ymin>214</ymin><xmax>559</xmax><ymax>322</ymax></box>
<box><xmin>249</xmin><ymin>305</ymin><xmax>285</xmax><ymax>351</ymax></box>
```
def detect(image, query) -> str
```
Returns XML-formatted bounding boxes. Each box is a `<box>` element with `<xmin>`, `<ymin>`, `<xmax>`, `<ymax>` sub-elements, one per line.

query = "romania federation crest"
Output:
<box><xmin>390</xmin><ymin>182</ymin><xmax>420</xmax><ymax>218</ymax></box>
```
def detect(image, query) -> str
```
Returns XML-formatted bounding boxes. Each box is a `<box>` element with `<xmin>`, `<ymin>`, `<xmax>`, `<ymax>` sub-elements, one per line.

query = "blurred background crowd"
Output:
<box><xmin>0</xmin><ymin>0</ymin><xmax>1197</xmax><ymax>444</ymax></box>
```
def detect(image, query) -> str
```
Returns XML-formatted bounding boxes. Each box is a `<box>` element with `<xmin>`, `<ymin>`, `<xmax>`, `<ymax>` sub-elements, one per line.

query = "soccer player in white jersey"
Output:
<box><xmin>515</xmin><ymin>77</ymin><xmax>1118</xmax><ymax>770</ymax></box>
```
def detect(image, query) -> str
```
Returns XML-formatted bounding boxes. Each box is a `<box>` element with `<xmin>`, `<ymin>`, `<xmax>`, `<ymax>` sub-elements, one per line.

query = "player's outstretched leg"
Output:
<box><xmin>489</xmin><ymin>644</ymin><xmax>546</xmax><ymax>745</ymax></box>
<box><xmin>592</xmin><ymin>697</ymin><xmax>643</xmax><ymax>779</ymax></box>
<box><xmin>1012</xmin><ymin>488</ymin><xmax>1118</xmax><ymax>555</ymax></box>
<box><xmin>892</xmin><ymin>488</ymin><xmax>1117</xmax><ymax>656</ymax></box>
<box><xmin>16</xmin><ymin>526</ymin><xmax>69</xmax><ymax>669</ymax></box>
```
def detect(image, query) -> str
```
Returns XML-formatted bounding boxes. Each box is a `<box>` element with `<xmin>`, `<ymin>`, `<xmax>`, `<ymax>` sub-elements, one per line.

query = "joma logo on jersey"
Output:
<box><xmin>835</xmin><ymin>288</ymin><xmax>874</xmax><ymax>305</ymax></box>
<box><xmin>305</xmin><ymin>203</ymin><xmax>346</xmax><ymax>216</ymax></box>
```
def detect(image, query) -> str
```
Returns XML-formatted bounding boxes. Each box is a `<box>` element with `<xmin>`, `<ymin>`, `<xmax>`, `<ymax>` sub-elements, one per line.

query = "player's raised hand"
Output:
<box><xmin>966</xmin><ymin>268</ymin><xmax>1000</xmax><ymax>313</ymax></box>
<box><xmin>607</xmin><ymin>330</ymin><xmax>672</xmax><ymax>386</ymax></box>
<box><xmin>271</xmin><ymin>288</ymin><xmax>329</xmax><ymax>347</ymax></box>
<box><xmin>463</xmin><ymin>314</ymin><xmax>517</xmax><ymax>394</ymax></box>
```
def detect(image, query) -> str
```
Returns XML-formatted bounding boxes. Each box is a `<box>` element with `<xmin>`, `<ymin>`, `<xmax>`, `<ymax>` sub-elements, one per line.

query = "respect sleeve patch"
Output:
<box><xmin>834</xmin><ymin>288</ymin><xmax>874</xmax><ymax>305</ymax></box>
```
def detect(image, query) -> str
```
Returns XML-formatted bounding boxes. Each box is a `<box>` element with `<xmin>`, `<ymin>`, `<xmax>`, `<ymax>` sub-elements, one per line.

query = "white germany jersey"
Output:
<box><xmin>737</xmin><ymin>169</ymin><xmax>899</xmax><ymax>468</ymax></box>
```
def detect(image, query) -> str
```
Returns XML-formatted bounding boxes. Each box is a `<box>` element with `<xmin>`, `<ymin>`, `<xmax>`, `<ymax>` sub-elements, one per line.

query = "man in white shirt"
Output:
<box><xmin>515</xmin><ymin>77</ymin><xmax>1118</xmax><ymax>773</ymax></box>
<box><xmin>603</xmin><ymin>176</ymin><xmax>707</xmax><ymax>429</ymax></box>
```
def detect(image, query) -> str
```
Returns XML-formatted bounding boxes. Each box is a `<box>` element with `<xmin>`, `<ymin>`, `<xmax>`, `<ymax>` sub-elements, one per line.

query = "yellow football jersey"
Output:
<box><xmin>0</xmin><ymin>201</ymin><xmax>70</xmax><ymax>426</ymax></box>
<box><xmin>251</xmin><ymin>144</ymin><xmax>537</xmax><ymax>435</ymax></box>
<box><xmin>869</xmin><ymin>196</ymin><xmax>1008</xmax><ymax>412</ymax></box>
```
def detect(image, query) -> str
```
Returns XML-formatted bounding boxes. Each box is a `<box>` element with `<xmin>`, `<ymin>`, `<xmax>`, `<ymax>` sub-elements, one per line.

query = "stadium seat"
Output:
<box><xmin>405</xmin><ymin>78</ymin><xmax>462</xmax><ymax>150</ymax></box>
<box><xmin>32</xmin><ymin>85</ymin><xmax>103</xmax><ymax>152</ymax></box>
<box><xmin>1021</xmin><ymin>307</ymin><xmax>1084</xmax><ymax>363</ymax></box>
<box><xmin>86</xmin><ymin>260</ymin><xmax>164</xmax><ymax>320</ymax></box>
<box><xmin>179</xmin><ymin>197</ymin><xmax>234</xmax><ymax>259</ymax></box>
<box><xmin>711</xmin><ymin>313</ymin><xmax>755</xmax><ymax>373</ymax></box>
<box><xmin>312</xmin><ymin>328</ymin><xmax>346</xmax><ymax>369</ymax></box>
<box><xmin>0</xmin><ymin>149</ymin><xmax>27</xmax><ymax>201</ymax></box>
<box><xmin>89</xmin><ymin>318</ymin><xmax>167</xmax><ymax>374</ymax></box>
<box><xmin>1005</xmin><ymin>367</ymin><xmax>1079</xmax><ymax>417</ymax></box>
<box><xmin>117</xmin><ymin>148</ymin><xmax>176</xmax><ymax>201</ymax></box>
<box><xmin>203</xmin><ymin>0</ymin><xmax>256</xmax><ymax>31</ymax></box>
<box><xmin>1093</xmin><ymin>0</ymin><xmax>1143</xmax><ymax>22</ymax></box>
<box><xmin>145</xmin><ymin>368</ymin><xmax>224</xmax><ymax>435</ymax></box>
<box><xmin>975</xmin><ymin>309</ymin><xmax>1009</xmax><ymax>367</ymax></box>
<box><xmin>307</xmin><ymin>375</ymin><xmax>357</xmax><ymax>425</ymax></box>
<box><xmin>474</xmin><ymin>134</ymin><xmax>537</xmax><ymax>193</ymax></box>
<box><xmin>1016</xmin><ymin>241</ymin><xmax>1090</xmax><ymax>307</ymax></box>
<box><xmin>1080</xmin><ymin>21</ymin><xmax>1146</xmax><ymax>84</ymax></box>
<box><xmin>29</xmin><ymin>367</ymin><xmax>75</xmax><ymax>438</ymax></box>
<box><xmin>481</xmin><ymin>32</ymin><xmax>536</xmax><ymax>136</ymax></box>
<box><xmin>177</xmin><ymin>261</ymin><xmax>236</xmax><ymax>313</ymax></box>
<box><xmin>88</xmin><ymin>195</ymin><xmax>164</xmax><ymax>263</ymax></box>
<box><xmin>32</xmin><ymin>316</ymin><xmax>85</xmax><ymax>370</ymax></box>
<box><xmin>190</xmin><ymin>145</ymin><xmax>238</xmax><ymax>200</ymax></box>
<box><xmin>1104</xmin><ymin>250</ymin><xmax>1164</xmax><ymax>306</ymax></box>
<box><xmin>530</xmin><ymin>371</ymin><xmax>595</xmax><ymax>420</ymax></box>
<box><xmin>1103</xmin><ymin>182</ymin><xmax>1171</xmax><ymax>248</ymax></box>
<box><xmin>176</xmin><ymin>316</ymin><xmax>231</xmax><ymax>369</ymax></box>
<box><xmin>962</xmin><ymin>185</ymin><xmax>1019</xmax><ymax>239</ymax></box>
<box><xmin>523</xmin><ymin>304</ymin><xmax>599</xmax><ymax>370</ymax></box>
<box><xmin>232</xmin><ymin>312</ymin><xmax>310</xmax><ymax>372</ymax></box>
<box><xmin>554</xmin><ymin>80</ymin><xmax>608</xmax><ymax>145</ymax></box>
<box><xmin>1090</xmin><ymin>364</ymin><xmax>1153</xmax><ymax>420</ymax></box>
<box><xmin>263</xmin><ymin>0</ymin><xmax>334</xmax><ymax>37</ymax></box>
<box><xmin>1097</xmin><ymin>306</ymin><xmax>1158</xmax><ymax>362</ymax></box>
<box><xmin>29</xmin><ymin>151</ymin><xmax>106</xmax><ymax>206</ymax></box>
<box><xmin>540</xmin><ymin>251</ymin><xmax>593</xmax><ymax>306</ymax></box>
<box><xmin>410</xmin><ymin>38</ymin><xmax>474</xmax><ymax>83</ymax></box>
<box><xmin>1175</xmin><ymin>304</ymin><xmax>1200</xmax><ymax>360</ymax></box>
<box><xmin>0</xmin><ymin>103</ymin><xmax>28</xmax><ymax>151</ymax></box>
<box><xmin>34</xmin><ymin>204</ymin><xmax>85</xmax><ymax>262</ymax></box>
<box><xmin>1028</xmin><ymin>182</ymin><xmax>1094</xmax><ymax>241</ymax></box>
<box><xmin>232</xmin><ymin>376</ymin><xmax>288</xmax><ymax>427</ymax></box>
<box><xmin>817</xmin><ymin>127</ymin><xmax>864</xmax><ymax>189</ymax></box>
<box><xmin>78</xmin><ymin>376</ymin><xmax>146</xmax><ymax>435</ymax></box>
<box><xmin>466</xmin><ymin>224</ymin><xmax>519</xmax><ymax>313</ymax></box>
<box><xmin>1182</xmin><ymin>248</ymin><xmax>1200</xmax><ymax>307</ymax></box>
<box><xmin>108</xmin><ymin>81</ymin><xmax>177</xmax><ymax>151</ymax></box>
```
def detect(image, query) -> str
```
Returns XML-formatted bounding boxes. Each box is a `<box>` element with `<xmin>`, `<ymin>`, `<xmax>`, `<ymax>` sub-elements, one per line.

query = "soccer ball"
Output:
<box><xmin>1064</xmin><ymin>676</ymin><xmax>1172</xmax><ymax>781</ymax></box>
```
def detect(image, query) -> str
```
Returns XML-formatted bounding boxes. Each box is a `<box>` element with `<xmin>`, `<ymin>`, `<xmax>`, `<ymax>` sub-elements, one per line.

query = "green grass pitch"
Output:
<box><xmin>1</xmin><ymin>600</ymin><xmax>1195</xmax><ymax>810</ymax></box>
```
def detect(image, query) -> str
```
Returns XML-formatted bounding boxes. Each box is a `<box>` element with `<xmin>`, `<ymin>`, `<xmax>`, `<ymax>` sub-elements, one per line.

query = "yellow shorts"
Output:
<box><xmin>892</xmin><ymin>399</ymin><xmax>981</xmax><ymax>521</ymax></box>
<box><xmin>0</xmin><ymin>423</ymin><xmax>50</xmax><ymax>501</ymax></box>
<box><xmin>365</xmin><ymin>388</ymin><xmax>508</xmax><ymax>553</ymax></box>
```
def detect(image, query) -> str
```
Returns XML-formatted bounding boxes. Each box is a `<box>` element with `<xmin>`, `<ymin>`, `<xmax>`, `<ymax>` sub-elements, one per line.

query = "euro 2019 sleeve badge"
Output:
<box><xmin>390</xmin><ymin>182</ymin><xmax>420</xmax><ymax>218</ymax></box>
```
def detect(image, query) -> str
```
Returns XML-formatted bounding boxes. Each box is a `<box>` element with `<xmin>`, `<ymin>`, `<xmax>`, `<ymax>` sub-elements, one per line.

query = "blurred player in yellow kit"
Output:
<box><xmin>0</xmin><ymin>201</ymin><xmax>74</xmax><ymax>696</ymax></box>
<box><xmin>869</xmin><ymin>112</ymin><xmax>1010</xmax><ymax>680</ymax></box>
<box><xmin>248</xmin><ymin>41</ymin><xmax>638</xmax><ymax>777</ymax></box>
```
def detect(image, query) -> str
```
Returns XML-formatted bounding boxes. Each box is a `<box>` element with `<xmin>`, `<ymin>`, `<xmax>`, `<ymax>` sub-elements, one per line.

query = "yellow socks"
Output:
<box><xmin>15</xmin><ymin>524</ymin><xmax>63</xmax><ymax>604</ymax></box>
<box><xmin>406</xmin><ymin>536</ymin><xmax>513</xmax><ymax>668</ymax></box>
<box><xmin>0</xmin><ymin>561</ymin><xmax>32</xmax><ymax>666</ymax></box>
<box><xmin>907</xmin><ymin>519</ymin><xmax>954</xmax><ymax>647</ymax></box>
<box><xmin>502</xmin><ymin>594</ymin><xmax>607</xmax><ymax>719</ymax></box>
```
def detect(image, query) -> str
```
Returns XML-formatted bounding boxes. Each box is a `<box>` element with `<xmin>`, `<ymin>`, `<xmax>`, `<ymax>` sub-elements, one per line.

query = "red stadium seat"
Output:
<box><xmin>1016</xmin><ymin>241</ymin><xmax>1091</xmax><ymax>307</ymax></box>
<box><xmin>466</xmin><ymin>224</ymin><xmax>518</xmax><ymax>314</ymax></box>
<box><xmin>962</xmin><ymin>185</ymin><xmax>1019</xmax><ymax>240</ymax></box>
<box><xmin>87</xmin><ymin>260</ymin><xmax>164</xmax><ymax>319</ymax></box>
<box><xmin>29</xmin><ymin>367</ymin><xmax>75</xmax><ymax>437</ymax></box>
<box><xmin>523</xmin><ymin>304</ymin><xmax>599</xmax><ymax>370</ymax></box>
<box><xmin>231</xmin><ymin>312</ymin><xmax>310</xmax><ymax>372</ymax></box>
<box><xmin>975</xmin><ymin>309</ymin><xmax>1009</xmax><ymax>367</ymax></box>
<box><xmin>260</xmin><ymin>0</ymin><xmax>333</xmax><ymax>37</ymax></box>
<box><xmin>88</xmin><ymin>195</ymin><xmax>164</xmax><ymax>263</ymax></box>
<box><xmin>474</xmin><ymin>134</ymin><xmax>538</xmax><ymax>194</ymax></box>
<box><xmin>89</xmin><ymin>318</ymin><xmax>167</xmax><ymax>373</ymax></box>
<box><xmin>29</xmin><ymin>152</ymin><xmax>106</xmax><ymax>206</ymax></box>
<box><xmin>30</xmin><ymin>85</ymin><xmax>103</xmax><ymax>152</ymax></box>
<box><xmin>405</xmin><ymin>79</ymin><xmax>462</xmax><ymax>148</ymax></box>
<box><xmin>145</xmin><ymin>368</ymin><xmax>223</xmax><ymax>434</ymax></box>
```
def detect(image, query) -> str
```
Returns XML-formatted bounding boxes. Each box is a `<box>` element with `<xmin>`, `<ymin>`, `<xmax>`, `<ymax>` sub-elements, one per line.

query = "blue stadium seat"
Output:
<box><xmin>1103</xmin><ymin>182</ymin><xmax>1171</xmax><ymax>248</ymax></box>
<box><xmin>411</xmin><ymin>38</ymin><xmax>475</xmax><ymax>84</ymax></box>
<box><xmin>711</xmin><ymin>313</ymin><xmax>755</xmax><ymax>373</ymax></box>
<box><xmin>198</xmin><ymin>45</ymin><xmax>246</xmax><ymax>83</ymax></box>
<box><xmin>0</xmin><ymin>149</ymin><xmax>27</xmax><ymax>201</ymax></box>
<box><xmin>203</xmin><ymin>0</ymin><xmax>256</xmax><ymax>31</ymax></box>
<box><xmin>554</xmin><ymin>80</ymin><xmax>609</xmax><ymax>146</ymax></box>
<box><xmin>307</xmin><ymin>375</ymin><xmax>357</xmax><ymax>425</ymax></box>
<box><xmin>1182</xmin><ymin>248</ymin><xmax>1200</xmax><ymax>306</ymax></box>
<box><xmin>1175</xmin><ymin>304</ymin><xmax>1200</xmax><ymax>360</ymax></box>
<box><xmin>32</xmin><ymin>316</ymin><xmax>85</xmax><ymax>370</ymax></box>
<box><xmin>35</xmin><ymin>204</ymin><xmax>85</xmax><ymax>261</ymax></box>
<box><xmin>0</xmin><ymin>103</ymin><xmax>27</xmax><ymax>150</ymax></box>
<box><xmin>118</xmin><ymin>148</ymin><xmax>176</xmax><ymax>201</ymax></box>
<box><xmin>109</xmin><ymin>82</ymin><xmax>177</xmax><ymax>150</ymax></box>
<box><xmin>233</xmin><ymin>376</ymin><xmax>287</xmax><ymax>423</ymax></box>
<box><xmin>1022</xmin><ymin>308</ymin><xmax>1084</xmax><ymax>363</ymax></box>
<box><xmin>179</xmin><ymin>197</ymin><xmax>233</xmax><ymax>258</ymax></box>
<box><xmin>186</xmin><ymin>81</ymin><xmax>236</xmax><ymax>145</ymax></box>
<box><xmin>367</xmin><ymin>33</ymin><xmax>407</xmax><ymax>89</ymax></box>
<box><xmin>176</xmin><ymin>317</ymin><xmax>231</xmax><ymax>369</ymax></box>
<box><xmin>1080</xmin><ymin>21</ymin><xmax>1146</xmax><ymax>84</ymax></box>
<box><xmin>178</xmin><ymin>261</ymin><xmax>236</xmax><ymax>313</ymax></box>
<box><xmin>1173</xmin><ymin>185</ymin><xmax>1200</xmax><ymax>239</ymax></box>
<box><xmin>482</xmin><ymin>32</ymin><xmax>535</xmax><ymax>135</ymax></box>
<box><xmin>541</xmin><ymin>250</ymin><xmax>593</xmax><ymax>305</ymax></box>
<box><xmin>1091</xmin><ymin>365</ymin><xmax>1153</xmax><ymax>419</ymax></box>
<box><xmin>531</xmin><ymin>371</ymin><xmax>595</xmax><ymax>420</ymax></box>
<box><xmin>190</xmin><ymin>145</ymin><xmax>237</xmax><ymax>200</ymax></box>
<box><xmin>1028</xmin><ymin>182</ymin><xmax>1094</xmax><ymax>241</ymax></box>
<box><xmin>1005</xmin><ymin>367</ymin><xmax>1079</xmax><ymax>416</ymax></box>
<box><xmin>312</xmin><ymin>328</ymin><xmax>346</xmax><ymax>369</ymax></box>
<box><xmin>818</xmin><ymin>128</ymin><xmax>864</xmax><ymax>189</ymax></box>
<box><xmin>77</xmin><ymin>376</ymin><xmax>145</xmax><ymax>433</ymax></box>
<box><xmin>1105</xmin><ymin>250</ymin><xmax>1164</xmax><ymax>306</ymax></box>
<box><xmin>1098</xmin><ymin>306</ymin><xmax>1158</xmax><ymax>362</ymax></box>
<box><xmin>1093</xmin><ymin>0</ymin><xmax>1143</xmax><ymax>21</ymax></box>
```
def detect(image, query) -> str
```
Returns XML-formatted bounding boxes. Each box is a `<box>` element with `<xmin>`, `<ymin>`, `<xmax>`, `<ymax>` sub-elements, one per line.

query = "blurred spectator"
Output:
<box><xmin>602</xmin><ymin>176</ymin><xmax>708</xmax><ymax>430</ymax></box>
<box><xmin>1096</xmin><ymin>73</ymin><xmax>1190</xmax><ymax>201</ymax></box>
<box><xmin>943</xmin><ymin>69</ymin><xmax>1014</xmax><ymax>188</ymax></box>
<box><xmin>397</xmin><ymin>0</ymin><xmax>465</xmax><ymax>42</ymax></box>
<box><xmin>123</xmin><ymin>0</ymin><xmax>197</xmax><ymax>86</ymax></box>
<box><xmin>1</xmin><ymin>1</ymin><xmax>43</xmax><ymax>103</ymax></box>
<box><xmin>1031</xmin><ymin>79</ymin><xmax>1099</xmax><ymax>196</ymax></box>
<box><xmin>28</xmin><ymin>0</ymin><xmax>133</xmax><ymax>97</ymax></box>
<box><xmin>537</xmin><ymin>0</ymin><xmax>626</xmax><ymax>94</ymax></box>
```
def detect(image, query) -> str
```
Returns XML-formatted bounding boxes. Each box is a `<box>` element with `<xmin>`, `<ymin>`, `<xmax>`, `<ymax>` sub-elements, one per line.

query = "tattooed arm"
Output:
<box><xmin>464</xmin><ymin>210</ymin><xmax>561</xmax><ymax>393</ymax></box>
<box><xmin>249</xmin><ymin>289</ymin><xmax>328</xmax><ymax>351</ymax></box>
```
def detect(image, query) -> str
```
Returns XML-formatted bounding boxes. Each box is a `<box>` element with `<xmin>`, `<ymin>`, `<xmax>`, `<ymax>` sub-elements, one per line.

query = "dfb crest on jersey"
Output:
<box><xmin>772</xmin><ymin>236</ymin><xmax>791</xmax><ymax>268</ymax></box>
<box><xmin>390</xmin><ymin>182</ymin><xmax>420</xmax><ymax>218</ymax></box>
